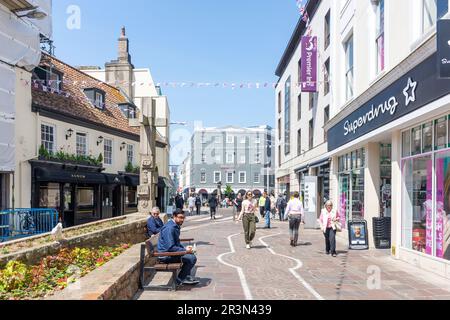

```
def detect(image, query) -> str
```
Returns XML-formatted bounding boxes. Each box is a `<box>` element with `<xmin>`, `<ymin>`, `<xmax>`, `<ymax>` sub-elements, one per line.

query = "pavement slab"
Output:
<box><xmin>134</xmin><ymin>208</ymin><xmax>450</xmax><ymax>301</ymax></box>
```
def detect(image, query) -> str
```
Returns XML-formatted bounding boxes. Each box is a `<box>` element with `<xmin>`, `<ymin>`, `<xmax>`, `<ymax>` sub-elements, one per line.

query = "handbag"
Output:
<box><xmin>255</xmin><ymin>215</ymin><xmax>260</xmax><ymax>223</ymax></box>
<box><xmin>334</xmin><ymin>220</ymin><xmax>342</xmax><ymax>232</ymax></box>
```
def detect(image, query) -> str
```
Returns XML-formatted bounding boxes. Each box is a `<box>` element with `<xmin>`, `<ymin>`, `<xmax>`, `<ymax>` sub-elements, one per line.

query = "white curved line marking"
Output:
<box><xmin>217</xmin><ymin>233</ymin><xmax>253</xmax><ymax>300</ymax></box>
<box><xmin>259</xmin><ymin>234</ymin><xmax>325</xmax><ymax>301</ymax></box>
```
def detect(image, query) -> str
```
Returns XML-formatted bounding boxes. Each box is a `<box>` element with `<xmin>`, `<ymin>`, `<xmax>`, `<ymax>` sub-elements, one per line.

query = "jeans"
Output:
<box><xmin>160</xmin><ymin>254</ymin><xmax>197</xmax><ymax>283</ymax></box>
<box><xmin>289</xmin><ymin>215</ymin><xmax>302</xmax><ymax>245</ymax></box>
<box><xmin>196</xmin><ymin>205</ymin><xmax>201</xmax><ymax>215</ymax></box>
<box><xmin>242</xmin><ymin>214</ymin><xmax>256</xmax><ymax>245</ymax></box>
<box><xmin>278</xmin><ymin>208</ymin><xmax>285</xmax><ymax>221</ymax></box>
<box><xmin>210</xmin><ymin>207</ymin><xmax>216</xmax><ymax>219</ymax></box>
<box><xmin>324</xmin><ymin>228</ymin><xmax>337</xmax><ymax>254</ymax></box>
<box><xmin>265</xmin><ymin>210</ymin><xmax>271</xmax><ymax>228</ymax></box>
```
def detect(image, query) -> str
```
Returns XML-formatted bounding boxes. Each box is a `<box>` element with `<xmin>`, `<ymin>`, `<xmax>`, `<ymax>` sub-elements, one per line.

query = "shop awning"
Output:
<box><xmin>294</xmin><ymin>158</ymin><xmax>331</xmax><ymax>173</ymax></box>
<box><xmin>158</xmin><ymin>177</ymin><xmax>172</xmax><ymax>188</ymax></box>
<box><xmin>35</xmin><ymin>168</ymin><xmax>125</xmax><ymax>185</ymax></box>
<box><xmin>123</xmin><ymin>174</ymin><xmax>139</xmax><ymax>187</ymax></box>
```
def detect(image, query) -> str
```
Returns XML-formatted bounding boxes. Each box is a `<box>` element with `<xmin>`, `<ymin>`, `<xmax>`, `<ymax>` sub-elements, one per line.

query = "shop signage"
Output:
<box><xmin>328</xmin><ymin>53</ymin><xmax>450</xmax><ymax>151</ymax></box>
<box><xmin>348</xmin><ymin>220</ymin><xmax>369</xmax><ymax>250</ymax></box>
<box><xmin>71</xmin><ymin>174</ymin><xmax>86</xmax><ymax>180</ymax></box>
<box><xmin>301</xmin><ymin>36</ymin><xmax>318</xmax><ymax>92</ymax></box>
<box><xmin>437</xmin><ymin>19</ymin><xmax>450</xmax><ymax>78</ymax></box>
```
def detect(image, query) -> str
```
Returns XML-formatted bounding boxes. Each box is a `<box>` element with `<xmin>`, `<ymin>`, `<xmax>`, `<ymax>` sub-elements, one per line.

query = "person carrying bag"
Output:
<box><xmin>318</xmin><ymin>200</ymin><xmax>341</xmax><ymax>257</ymax></box>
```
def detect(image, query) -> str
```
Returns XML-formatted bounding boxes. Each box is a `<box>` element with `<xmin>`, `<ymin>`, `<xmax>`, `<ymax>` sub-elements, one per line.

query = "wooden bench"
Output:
<box><xmin>139</xmin><ymin>237</ymin><xmax>194</xmax><ymax>291</ymax></box>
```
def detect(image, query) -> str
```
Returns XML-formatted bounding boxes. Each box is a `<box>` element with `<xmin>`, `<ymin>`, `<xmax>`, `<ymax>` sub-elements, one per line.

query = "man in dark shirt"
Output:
<box><xmin>175</xmin><ymin>194</ymin><xmax>184</xmax><ymax>210</ymax></box>
<box><xmin>157</xmin><ymin>209</ymin><xmax>199</xmax><ymax>285</ymax></box>
<box><xmin>147</xmin><ymin>207</ymin><xmax>164</xmax><ymax>237</ymax></box>
<box><xmin>208</xmin><ymin>195</ymin><xmax>218</xmax><ymax>220</ymax></box>
<box><xmin>195</xmin><ymin>194</ymin><xmax>202</xmax><ymax>215</ymax></box>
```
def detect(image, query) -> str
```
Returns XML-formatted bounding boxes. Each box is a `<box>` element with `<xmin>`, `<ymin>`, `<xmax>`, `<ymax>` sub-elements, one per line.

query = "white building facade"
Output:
<box><xmin>0</xmin><ymin>0</ymin><xmax>52</xmax><ymax>210</ymax></box>
<box><xmin>276</xmin><ymin>0</ymin><xmax>450</xmax><ymax>278</ymax></box>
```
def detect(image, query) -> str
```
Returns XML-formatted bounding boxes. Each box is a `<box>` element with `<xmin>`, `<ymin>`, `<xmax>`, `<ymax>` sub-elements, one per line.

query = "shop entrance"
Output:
<box><xmin>380</xmin><ymin>143</ymin><xmax>392</xmax><ymax>218</ymax></box>
<box><xmin>102</xmin><ymin>185</ymin><xmax>121</xmax><ymax>219</ymax></box>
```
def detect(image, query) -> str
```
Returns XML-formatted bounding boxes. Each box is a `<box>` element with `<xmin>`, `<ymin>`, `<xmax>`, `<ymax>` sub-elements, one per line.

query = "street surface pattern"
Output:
<box><xmin>135</xmin><ymin>208</ymin><xmax>450</xmax><ymax>300</ymax></box>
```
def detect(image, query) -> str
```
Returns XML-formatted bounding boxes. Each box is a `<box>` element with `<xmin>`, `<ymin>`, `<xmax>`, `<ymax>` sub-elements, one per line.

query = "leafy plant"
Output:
<box><xmin>38</xmin><ymin>145</ymin><xmax>50</xmax><ymax>159</ymax></box>
<box><xmin>97</xmin><ymin>153</ymin><xmax>103</xmax><ymax>165</ymax></box>
<box><xmin>125</xmin><ymin>162</ymin><xmax>134</xmax><ymax>173</ymax></box>
<box><xmin>224</xmin><ymin>185</ymin><xmax>233</xmax><ymax>198</ymax></box>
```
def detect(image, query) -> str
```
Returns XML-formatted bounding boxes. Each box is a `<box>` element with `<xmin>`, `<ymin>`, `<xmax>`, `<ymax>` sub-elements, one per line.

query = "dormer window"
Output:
<box><xmin>32</xmin><ymin>66</ymin><xmax>63</xmax><ymax>91</ymax></box>
<box><xmin>84</xmin><ymin>88</ymin><xmax>106</xmax><ymax>110</ymax></box>
<box><xmin>119</xmin><ymin>103</ymin><xmax>137</xmax><ymax>119</ymax></box>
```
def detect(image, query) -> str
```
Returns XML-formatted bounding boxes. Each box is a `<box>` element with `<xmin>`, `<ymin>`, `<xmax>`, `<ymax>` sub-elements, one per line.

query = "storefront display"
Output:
<box><xmin>338</xmin><ymin>148</ymin><xmax>366</xmax><ymax>228</ymax></box>
<box><xmin>401</xmin><ymin>114</ymin><xmax>450</xmax><ymax>260</ymax></box>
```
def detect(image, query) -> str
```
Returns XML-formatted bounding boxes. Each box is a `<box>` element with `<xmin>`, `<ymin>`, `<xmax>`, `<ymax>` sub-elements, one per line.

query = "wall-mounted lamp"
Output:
<box><xmin>66</xmin><ymin>128</ymin><xmax>74</xmax><ymax>140</ymax></box>
<box><xmin>97</xmin><ymin>136</ymin><xmax>104</xmax><ymax>146</ymax></box>
<box><xmin>16</xmin><ymin>9</ymin><xmax>48</xmax><ymax>20</ymax></box>
<box><xmin>120</xmin><ymin>142</ymin><xmax>127</xmax><ymax>151</ymax></box>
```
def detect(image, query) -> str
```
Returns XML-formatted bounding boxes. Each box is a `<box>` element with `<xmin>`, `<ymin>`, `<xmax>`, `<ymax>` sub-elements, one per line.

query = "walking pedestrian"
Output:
<box><xmin>233</xmin><ymin>193</ymin><xmax>243</xmax><ymax>221</ymax></box>
<box><xmin>208</xmin><ymin>195</ymin><xmax>218</xmax><ymax>220</ymax></box>
<box><xmin>175</xmin><ymin>194</ymin><xmax>184</xmax><ymax>211</ymax></box>
<box><xmin>259</xmin><ymin>194</ymin><xmax>266</xmax><ymax>218</ymax></box>
<box><xmin>195</xmin><ymin>194</ymin><xmax>202</xmax><ymax>215</ymax></box>
<box><xmin>284</xmin><ymin>192</ymin><xmax>305</xmax><ymax>247</ymax></box>
<box><xmin>237</xmin><ymin>191</ymin><xmax>258</xmax><ymax>249</ymax></box>
<box><xmin>187</xmin><ymin>194</ymin><xmax>196</xmax><ymax>216</ymax></box>
<box><xmin>276</xmin><ymin>193</ymin><xmax>287</xmax><ymax>221</ymax></box>
<box><xmin>270</xmin><ymin>192</ymin><xmax>276</xmax><ymax>219</ymax></box>
<box><xmin>319</xmin><ymin>200</ymin><xmax>341</xmax><ymax>257</ymax></box>
<box><xmin>263</xmin><ymin>192</ymin><xmax>271</xmax><ymax>229</ymax></box>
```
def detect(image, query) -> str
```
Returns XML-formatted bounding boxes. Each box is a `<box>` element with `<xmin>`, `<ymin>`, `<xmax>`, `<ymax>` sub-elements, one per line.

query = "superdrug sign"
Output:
<box><xmin>328</xmin><ymin>53</ymin><xmax>450</xmax><ymax>151</ymax></box>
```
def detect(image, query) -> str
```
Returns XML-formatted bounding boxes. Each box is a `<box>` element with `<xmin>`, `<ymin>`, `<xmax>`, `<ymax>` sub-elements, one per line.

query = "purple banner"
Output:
<box><xmin>436</xmin><ymin>157</ymin><xmax>446</xmax><ymax>258</ymax></box>
<box><xmin>301</xmin><ymin>36</ymin><xmax>318</xmax><ymax>92</ymax></box>
<box><xmin>426</xmin><ymin>160</ymin><xmax>433</xmax><ymax>255</ymax></box>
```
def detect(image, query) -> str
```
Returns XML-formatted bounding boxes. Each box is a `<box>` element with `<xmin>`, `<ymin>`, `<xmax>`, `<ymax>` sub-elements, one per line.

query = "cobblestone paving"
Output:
<box><xmin>135</xmin><ymin>209</ymin><xmax>450</xmax><ymax>301</ymax></box>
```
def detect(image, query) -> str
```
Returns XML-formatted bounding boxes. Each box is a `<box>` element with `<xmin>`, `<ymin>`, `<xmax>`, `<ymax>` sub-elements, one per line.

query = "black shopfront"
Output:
<box><xmin>30</xmin><ymin>160</ymin><xmax>139</xmax><ymax>228</ymax></box>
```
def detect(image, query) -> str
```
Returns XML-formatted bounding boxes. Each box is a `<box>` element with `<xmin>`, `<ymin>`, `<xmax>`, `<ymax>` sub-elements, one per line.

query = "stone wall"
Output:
<box><xmin>0</xmin><ymin>213</ymin><xmax>152</xmax><ymax>268</ymax></box>
<box><xmin>46</xmin><ymin>238</ymin><xmax>159</xmax><ymax>300</ymax></box>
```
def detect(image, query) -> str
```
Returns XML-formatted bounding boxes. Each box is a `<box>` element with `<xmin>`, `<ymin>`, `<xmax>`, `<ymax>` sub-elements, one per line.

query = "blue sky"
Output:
<box><xmin>52</xmin><ymin>0</ymin><xmax>300</xmax><ymax>164</ymax></box>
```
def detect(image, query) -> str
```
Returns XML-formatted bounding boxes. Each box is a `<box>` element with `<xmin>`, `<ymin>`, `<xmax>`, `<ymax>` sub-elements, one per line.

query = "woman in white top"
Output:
<box><xmin>284</xmin><ymin>192</ymin><xmax>305</xmax><ymax>247</ymax></box>
<box><xmin>237</xmin><ymin>191</ymin><xmax>259</xmax><ymax>249</ymax></box>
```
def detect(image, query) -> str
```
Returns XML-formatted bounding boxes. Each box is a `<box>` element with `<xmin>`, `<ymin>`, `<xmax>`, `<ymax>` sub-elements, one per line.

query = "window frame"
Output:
<box><xmin>214</xmin><ymin>171</ymin><xmax>222</xmax><ymax>184</ymax></box>
<box><xmin>76</xmin><ymin>132</ymin><xmax>88</xmax><ymax>157</ymax></box>
<box><xmin>344</xmin><ymin>35</ymin><xmax>354</xmax><ymax>101</ymax></box>
<box><xmin>41</xmin><ymin>123</ymin><xmax>56</xmax><ymax>154</ymax></box>
<box><xmin>239</xmin><ymin>171</ymin><xmax>247</xmax><ymax>184</ymax></box>
<box><xmin>104</xmin><ymin>138</ymin><xmax>113</xmax><ymax>165</ymax></box>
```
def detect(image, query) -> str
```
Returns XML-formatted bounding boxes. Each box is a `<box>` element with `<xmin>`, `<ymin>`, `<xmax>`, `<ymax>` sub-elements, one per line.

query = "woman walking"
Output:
<box><xmin>237</xmin><ymin>191</ymin><xmax>258</xmax><ymax>249</ymax></box>
<box><xmin>319</xmin><ymin>200</ymin><xmax>341</xmax><ymax>257</ymax></box>
<box><xmin>284</xmin><ymin>192</ymin><xmax>304</xmax><ymax>247</ymax></box>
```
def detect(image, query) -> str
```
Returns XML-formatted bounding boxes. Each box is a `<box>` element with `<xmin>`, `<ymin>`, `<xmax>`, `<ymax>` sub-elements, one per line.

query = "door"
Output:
<box><xmin>339</xmin><ymin>174</ymin><xmax>350</xmax><ymax>229</ymax></box>
<box><xmin>102</xmin><ymin>186</ymin><xmax>113</xmax><ymax>219</ymax></box>
<box><xmin>63</xmin><ymin>184</ymin><xmax>75</xmax><ymax>228</ymax></box>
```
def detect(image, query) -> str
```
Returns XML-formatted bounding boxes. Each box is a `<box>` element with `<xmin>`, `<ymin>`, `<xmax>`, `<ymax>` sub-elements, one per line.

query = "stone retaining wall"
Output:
<box><xmin>46</xmin><ymin>237</ymin><xmax>159</xmax><ymax>300</ymax></box>
<box><xmin>0</xmin><ymin>213</ymin><xmax>151</xmax><ymax>268</ymax></box>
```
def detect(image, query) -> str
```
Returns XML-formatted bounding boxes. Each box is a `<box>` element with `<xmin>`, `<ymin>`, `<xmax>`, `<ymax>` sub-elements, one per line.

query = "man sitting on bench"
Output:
<box><xmin>157</xmin><ymin>209</ymin><xmax>199</xmax><ymax>286</ymax></box>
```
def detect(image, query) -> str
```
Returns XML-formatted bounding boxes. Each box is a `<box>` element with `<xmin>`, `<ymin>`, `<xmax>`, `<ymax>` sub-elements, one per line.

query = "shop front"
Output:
<box><xmin>326</xmin><ymin>47</ymin><xmax>450</xmax><ymax>277</ymax></box>
<box><xmin>31</xmin><ymin>160</ymin><xmax>136</xmax><ymax>228</ymax></box>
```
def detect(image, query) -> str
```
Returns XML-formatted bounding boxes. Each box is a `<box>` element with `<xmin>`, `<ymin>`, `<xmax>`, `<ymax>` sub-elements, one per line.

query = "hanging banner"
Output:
<box><xmin>437</xmin><ymin>19</ymin><xmax>450</xmax><ymax>78</ymax></box>
<box><xmin>301</xmin><ymin>36</ymin><xmax>318</xmax><ymax>92</ymax></box>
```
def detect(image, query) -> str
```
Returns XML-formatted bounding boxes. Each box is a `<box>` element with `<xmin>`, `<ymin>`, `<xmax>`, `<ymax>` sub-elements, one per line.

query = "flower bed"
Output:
<box><xmin>0</xmin><ymin>243</ymin><xmax>131</xmax><ymax>300</ymax></box>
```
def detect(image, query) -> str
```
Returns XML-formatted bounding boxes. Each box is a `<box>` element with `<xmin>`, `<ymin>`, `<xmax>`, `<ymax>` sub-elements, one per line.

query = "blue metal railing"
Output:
<box><xmin>0</xmin><ymin>209</ymin><xmax>59</xmax><ymax>242</ymax></box>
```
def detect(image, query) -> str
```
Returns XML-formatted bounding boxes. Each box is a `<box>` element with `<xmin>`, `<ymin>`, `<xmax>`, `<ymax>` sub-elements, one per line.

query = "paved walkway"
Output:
<box><xmin>134</xmin><ymin>209</ymin><xmax>450</xmax><ymax>300</ymax></box>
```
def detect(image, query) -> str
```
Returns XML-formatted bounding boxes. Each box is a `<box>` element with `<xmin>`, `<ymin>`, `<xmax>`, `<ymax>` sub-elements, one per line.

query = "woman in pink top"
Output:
<box><xmin>319</xmin><ymin>200</ymin><xmax>341</xmax><ymax>257</ymax></box>
<box><xmin>284</xmin><ymin>192</ymin><xmax>305</xmax><ymax>247</ymax></box>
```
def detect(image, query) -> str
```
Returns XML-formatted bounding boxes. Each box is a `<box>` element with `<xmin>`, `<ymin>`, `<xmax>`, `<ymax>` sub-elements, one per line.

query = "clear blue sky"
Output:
<box><xmin>52</xmin><ymin>0</ymin><xmax>300</xmax><ymax>164</ymax></box>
